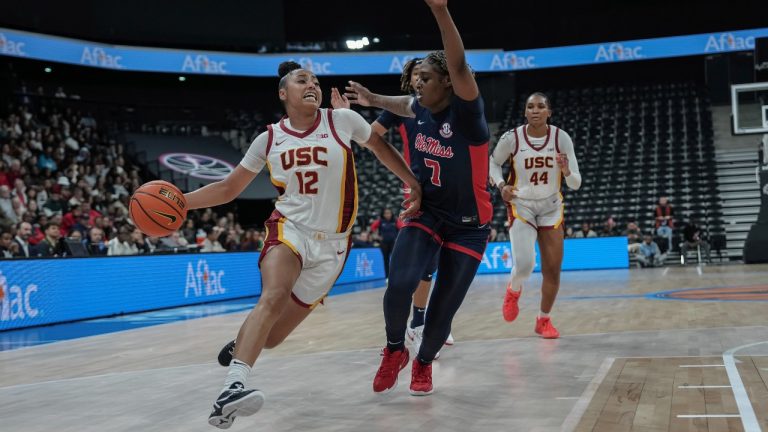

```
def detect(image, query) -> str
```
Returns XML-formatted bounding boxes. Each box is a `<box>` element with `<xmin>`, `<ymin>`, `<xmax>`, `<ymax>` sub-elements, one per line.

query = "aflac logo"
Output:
<box><xmin>389</xmin><ymin>55</ymin><xmax>421</xmax><ymax>73</ymax></box>
<box><xmin>705</xmin><ymin>33</ymin><xmax>755</xmax><ymax>52</ymax></box>
<box><xmin>489</xmin><ymin>52</ymin><xmax>536</xmax><ymax>70</ymax></box>
<box><xmin>293</xmin><ymin>57</ymin><xmax>332</xmax><ymax>75</ymax></box>
<box><xmin>81</xmin><ymin>47</ymin><xmax>124</xmax><ymax>69</ymax></box>
<box><xmin>182</xmin><ymin>55</ymin><xmax>228</xmax><ymax>74</ymax></box>
<box><xmin>0</xmin><ymin>33</ymin><xmax>26</xmax><ymax>56</ymax></box>
<box><xmin>355</xmin><ymin>252</ymin><xmax>374</xmax><ymax>277</ymax></box>
<box><xmin>595</xmin><ymin>43</ymin><xmax>643</xmax><ymax>62</ymax></box>
<box><xmin>185</xmin><ymin>259</ymin><xmax>225</xmax><ymax>298</ymax></box>
<box><xmin>0</xmin><ymin>271</ymin><xmax>39</xmax><ymax>322</ymax></box>
<box><xmin>481</xmin><ymin>244</ymin><xmax>513</xmax><ymax>271</ymax></box>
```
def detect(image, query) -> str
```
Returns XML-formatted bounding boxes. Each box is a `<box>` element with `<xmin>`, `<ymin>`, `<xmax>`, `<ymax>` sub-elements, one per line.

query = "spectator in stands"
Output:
<box><xmin>33</xmin><ymin>222</ymin><xmax>64</xmax><ymax>257</ymax></box>
<box><xmin>353</xmin><ymin>230</ymin><xmax>375</xmax><ymax>248</ymax></box>
<box><xmin>107</xmin><ymin>224</ymin><xmax>138</xmax><ymax>256</ymax></box>
<box><xmin>182</xmin><ymin>218</ymin><xmax>197</xmax><ymax>244</ymax></box>
<box><xmin>67</xmin><ymin>229</ymin><xmax>83</xmax><ymax>242</ymax></box>
<box><xmin>85</xmin><ymin>227</ymin><xmax>107</xmax><ymax>255</ymax></box>
<box><xmin>13</xmin><ymin>221</ymin><xmax>32</xmax><ymax>258</ymax></box>
<box><xmin>132</xmin><ymin>228</ymin><xmax>156</xmax><ymax>255</ymax></box>
<box><xmin>43</xmin><ymin>186</ymin><xmax>67</xmax><ymax>216</ymax></box>
<box><xmin>681</xmin><ymin>218</ymin><xmax>711</xmax><ymax>264</ymax></box>
<box><xmin>573</xmin><ymin>222</ymin><xmax>597</xmax><ymax>238</ymax></box>
<box><xmin>159</xmin><ymin>230</ymin><xmax>190</xmax><ymax>251</ymax></box>
<box><xmin>370</xmin><ymin>208</ymin><xmax>402</xmax><ymax>276</ymax></box>
<box><xmin>0</xmin><ymin>229</ymin><xmax>15</xmax><ymax>258</ymax></box>
<box><xmin>201</xmin><ymin>225</ymin><xmax>226</xmax><ymax>252</ymax></box>
<box><xmin>0</xmin><ymin>184</ymin><xmax>16</xmax><ymax>225</ymax></box>
<box><xmin>654</xmin><ymin>196</ymin><xmax>674</xmax><ymax>252</ymax></box>
<box><xmin>623</xmin><ymin>221</ymin><xmax>643</xmax><ymax>253</ymax></box>
<box><xmin>565</xmin><ymin>226</ymin><xmax>574</xmax><ymax>238</ymax></box>
<box><xmin>239</xmin><ymin>229</ymin><xmax>263</xmax><ymax>252</ymax></box>
<box><xmin>636</xmin><ymin>234</ymin><xmax>666</xmax><ymax>268</ymax></box>
<box><xmin>600</xmin><ymin>215</ymin><xmax>619</xmax><ymax>237</ymax></box>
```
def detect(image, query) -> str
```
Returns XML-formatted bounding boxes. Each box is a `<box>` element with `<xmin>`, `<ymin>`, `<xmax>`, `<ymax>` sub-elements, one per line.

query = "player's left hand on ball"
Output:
<box><xmin>400</xmin><ymin>183</ymin><xmax>422</xmax><ymax>219</ymax></box>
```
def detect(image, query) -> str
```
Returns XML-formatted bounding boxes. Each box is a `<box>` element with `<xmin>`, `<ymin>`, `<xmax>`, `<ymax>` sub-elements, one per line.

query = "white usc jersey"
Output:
<box><xmin>240</xmin><ymin>108</ymin><xmax>372</xmax><ymax>234</ymax></box>
<box><xmin>490</xmin><ymin>125</ymin><xmax>581</xmax><ymax>200</ymax></box>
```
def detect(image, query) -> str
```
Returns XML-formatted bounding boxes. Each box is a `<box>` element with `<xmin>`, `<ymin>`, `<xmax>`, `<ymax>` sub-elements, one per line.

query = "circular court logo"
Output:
<box><xmin>159</xmin><ymin>153</ymin><xmax>234</xmax><ymax>180</ymax></box>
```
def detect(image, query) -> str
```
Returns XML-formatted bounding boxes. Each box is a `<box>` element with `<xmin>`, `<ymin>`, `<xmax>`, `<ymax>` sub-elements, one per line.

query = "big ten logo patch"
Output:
<box><xmin>0</xmin><ymin>271</ymin><xmax>39</xmax><ymax>322</ymax></box>
<box><xmin>185</xmin><ymin>259</ymin><xmax>225</xmax><ymax>298</ymax></box>
<box><xmin>280</xmin><ymin>147</ymin><xmax>328</xmax><ymax>170</ymax></box>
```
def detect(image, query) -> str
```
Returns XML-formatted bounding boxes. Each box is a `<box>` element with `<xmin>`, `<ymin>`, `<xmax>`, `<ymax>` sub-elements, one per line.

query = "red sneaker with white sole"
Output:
<box><xmin>502</xmin><ymin>286</ymin><xmax>522</xmax><ymax>322</ymax></box>
<box><xmin>409</xmin><ymin>359</ymin><xmax>433</xmax><ymax>396</ymax></box>
<box><xmin>373</xmin><ymin>348</ymin><xmax>409</xmax><ymax>394</ymax></box>
<box><xmin>535</xmin><ymin>316</ymin><xmax>560</xmax><ymax>339</ymax></box>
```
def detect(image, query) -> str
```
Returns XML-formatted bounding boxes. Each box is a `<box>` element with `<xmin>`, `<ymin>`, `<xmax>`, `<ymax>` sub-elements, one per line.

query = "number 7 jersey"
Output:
<box><xmin>240</xmin><ymin>108</ymin><xmax>372</xmax><ymax>234</ymax></box>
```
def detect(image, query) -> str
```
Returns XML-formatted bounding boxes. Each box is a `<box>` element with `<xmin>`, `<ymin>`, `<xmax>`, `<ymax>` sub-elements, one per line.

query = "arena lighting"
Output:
<box><xmin>345</xmin><ymin>37</ymin><xmax>371</xmax><ymax>50</ymax></box>
<box><xmin>178</xmin><ymin>76</ymin><xmax>186</xmax><ymax>82</ymax></box>
<box><xmin>44</xmin><ymin>67</ymin><xmax>52</xmax><ymax>73</ymax></box>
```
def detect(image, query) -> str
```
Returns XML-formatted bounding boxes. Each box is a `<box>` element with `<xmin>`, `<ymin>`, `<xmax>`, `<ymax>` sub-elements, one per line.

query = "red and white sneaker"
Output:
<box><xmin>535</xmin><ymin>316</ymin><xmax>560</xmax><ymax>339</ymax></box>
<box><xmin>409</xmin><ymin>359</ymin><xmax>434</xmax><ymax>396</ymax></box>
<box><xmin>502</xmin><ymin>285</ymin><xmax>522</xmax><ymax>322</ymax></box>
<box><xmin>373</xmin><ymin>348</ymin><xmax>409</xmax><ymax>394</ymax></box>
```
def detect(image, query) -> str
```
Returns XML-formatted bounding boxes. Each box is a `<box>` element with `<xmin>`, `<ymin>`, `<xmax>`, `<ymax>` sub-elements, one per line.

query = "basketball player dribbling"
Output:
<box><xmin>345</xmin><ymin>0</ymin><xmax>491</xmax><ymax>395</ymax></box>
<box><xmin>186</xmin><ymin>61</ymin><xmax>421</xmax><ymax>428</ymax></box>
<box><xmin>489</xmin><ymin>92</ymin><xmax>582</xmax><ymax>338</ymax></box>
<box><xmin>331</xmin><ymin>58</ymin><xmax>453</xmax><ymax>357</ymax></box>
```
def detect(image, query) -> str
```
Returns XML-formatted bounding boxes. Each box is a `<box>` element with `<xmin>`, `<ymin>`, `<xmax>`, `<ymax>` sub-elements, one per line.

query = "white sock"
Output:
<box><xmin>538</xmin><ymin>311</ymin><xmax>550</xmax><ymax>319</ymax></box>
<box><xmin>223</xmin><ymin>359</ymin><xmax>251</xmax><ymax>391</ymax></box>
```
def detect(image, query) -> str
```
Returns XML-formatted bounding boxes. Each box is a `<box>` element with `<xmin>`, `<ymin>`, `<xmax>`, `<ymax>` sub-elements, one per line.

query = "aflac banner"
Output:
<box><xmin>0</xmin><ymin>248</ymin><xmax>384</xmax><ymax>331</ymax></box>
<box><xmin>1</xmin><ymin>27</ymin><xmax>767</xmax><ymax>76</ymax></box>
<box><xmin>477</xmin><ymin>237</ymin><xmax>629</xmax><ymax>274</ymax></box>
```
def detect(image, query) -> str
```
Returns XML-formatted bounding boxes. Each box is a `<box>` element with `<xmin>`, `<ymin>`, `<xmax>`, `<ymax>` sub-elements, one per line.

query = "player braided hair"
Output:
<box><xmin>399</xmin><ymin>58</ymin><xmax>422</xmax><ymax>94</ymax></box>
<box><xmin>423</xmin><ymin>50</ymin><xmax>449</xmax><ymax>77</ymax></box>
<box><xmin>278</xmin><ymin>61</ymin><xmax>303</xmax><ymax>89</ymax></box>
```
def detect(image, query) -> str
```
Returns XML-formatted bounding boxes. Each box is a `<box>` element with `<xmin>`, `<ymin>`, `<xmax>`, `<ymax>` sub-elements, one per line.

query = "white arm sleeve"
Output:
<box><xmin>559</xmin><ymin>131</ymin><xmax>582</xmax><ymax>190</ymax></box>
<box><xmin>332</xmin><ymin>108</ymin><xmax>372</xmax><ymax>146</ymax></box>
<box><xmin>489</xmin><ymin>130</ymin><xmax>515</xmax><ymax>188</ymax></box>
<box><xmin>239</xmin><ymin>131</ymin><xmax>269</xmax><ymax>173</ymax></box>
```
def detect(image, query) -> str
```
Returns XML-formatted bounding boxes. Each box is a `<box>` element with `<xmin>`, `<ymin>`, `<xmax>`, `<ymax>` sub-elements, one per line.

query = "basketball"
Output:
<box><xmin>129</xmin><ymin>180</ymin><xmax>187</xmax><ymax>237</ymax></box>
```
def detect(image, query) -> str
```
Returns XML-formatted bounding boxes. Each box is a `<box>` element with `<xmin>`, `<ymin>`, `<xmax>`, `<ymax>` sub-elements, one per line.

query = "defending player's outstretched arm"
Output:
<box><xmin>343</xmin><ymin>81</ymin><xmax>415</xmax><ymax>118</ymax></box>
<box><xmin>425</xmin><ymin>0</ymin><xmax>479</xmax><ymax>101</ymax></box>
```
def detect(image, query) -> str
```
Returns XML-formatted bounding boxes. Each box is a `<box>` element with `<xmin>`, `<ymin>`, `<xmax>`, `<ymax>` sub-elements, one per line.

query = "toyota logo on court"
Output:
<box><xmin>159</xmin><ymin>153</ymin><xmax>235</xmax><ymax>180</ymax></box>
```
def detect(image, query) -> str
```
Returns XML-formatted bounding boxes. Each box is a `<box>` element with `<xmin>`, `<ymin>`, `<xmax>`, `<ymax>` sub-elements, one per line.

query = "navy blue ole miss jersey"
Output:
<box><xmin>409</xmin><ymin>95</ymin><xmax>492</xmax><ymax>227</ymax></box>
<box><xmin>376</xmin><ymin>110</ymin><xmax>418</xmax><ymax>175</ymax></box>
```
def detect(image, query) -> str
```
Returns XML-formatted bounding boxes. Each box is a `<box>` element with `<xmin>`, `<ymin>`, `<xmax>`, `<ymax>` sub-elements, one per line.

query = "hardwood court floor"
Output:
<box><xmin>1</xmin><ymin>264</ymin><xmax>767</xmax><ymax>431</ymax></box>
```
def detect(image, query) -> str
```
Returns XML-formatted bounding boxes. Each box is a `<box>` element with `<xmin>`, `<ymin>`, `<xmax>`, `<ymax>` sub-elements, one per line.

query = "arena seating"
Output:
<box><xmin>494</xmin><ymin>82</ymin><xmax>724</xmax><ymax>248</ymax></box>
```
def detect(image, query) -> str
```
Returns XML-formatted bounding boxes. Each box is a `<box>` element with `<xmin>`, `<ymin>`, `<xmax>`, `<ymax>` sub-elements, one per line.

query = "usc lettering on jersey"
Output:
<box><xmin>241</xmin><ymin>108</ymin><xmax>371</xmax><ymax>234</ymax></box>
<box><xmin>506</xmin><ymin>125</ymin><xmax>564</xmax><ymax>200</ymax></box>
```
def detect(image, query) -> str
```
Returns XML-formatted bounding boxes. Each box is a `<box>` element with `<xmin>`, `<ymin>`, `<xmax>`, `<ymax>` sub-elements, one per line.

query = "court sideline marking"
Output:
<box><xmin>559</xmin><ymin>357</ymin><xmax>615</xmax><ymax>432</ymax></box>
<box><xmin>723</xmin><ymin>340</ymin><xmax>767</xmax><ymax>432</ymax></box>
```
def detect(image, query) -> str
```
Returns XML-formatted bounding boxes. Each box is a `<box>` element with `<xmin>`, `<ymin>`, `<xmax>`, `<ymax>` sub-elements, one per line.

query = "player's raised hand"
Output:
<box><xmin>556</xmin><ymin>153</ymin><xmax>571</xmax><ymax>176</ymax></box>
<box><xmin>344</xmin><ymin>81</ymin><xmax>374</xmax><ymax>107</ymax></box>
<box><xmin>400</xmin><ymin>183</ymin><xmax>422</xmax><ymax>219</ymax></box>
<box><xmin>501</xmin><ymin>185</ymin><xmax>518</xmax><ymax>202</ymax></box>
<box><xmin>330</xmin><ymin>87</ymin><xmax>350</xmax><ymax>109</ymax></box>
<box><xmin>424</xmin><ymin>0</ymin><xmax>448</xmax><ymax>9</ymax></box>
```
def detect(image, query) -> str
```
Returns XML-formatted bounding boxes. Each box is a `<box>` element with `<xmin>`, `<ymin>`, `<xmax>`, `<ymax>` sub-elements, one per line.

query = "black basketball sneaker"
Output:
<box><xmin>218</xmin><ymin>340</ymin><xmax>236</xmax><ymax>366</ymax></box>
<box><xmin>208</xmin><ymin>382</ymin><xmax>265</xmax><ymax>429</ymax></box>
